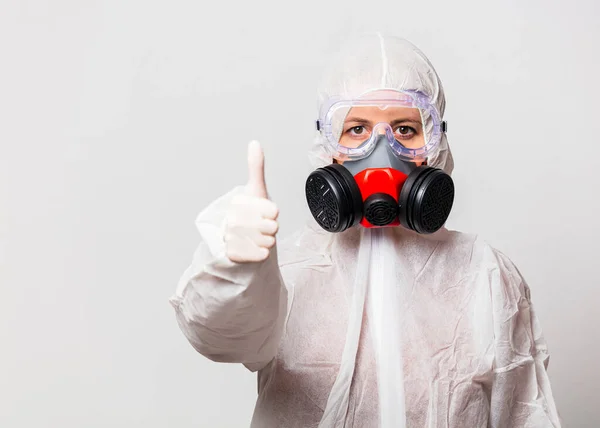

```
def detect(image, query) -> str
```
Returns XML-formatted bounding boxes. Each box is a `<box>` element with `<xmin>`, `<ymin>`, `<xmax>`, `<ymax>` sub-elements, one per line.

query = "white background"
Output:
<box><xmin>1</xmin><ymin>0</ymin><xmax>598</xmax><ymax>426</ymax></box>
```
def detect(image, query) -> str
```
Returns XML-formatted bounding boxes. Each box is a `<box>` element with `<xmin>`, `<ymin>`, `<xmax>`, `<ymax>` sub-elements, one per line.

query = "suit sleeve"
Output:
<box><xmin>169</xmin><ymin>187</ymin><xmax>288</xmax><ymax>372</ymax></box>
<box><xmin>488</xmin><ymin>251</ymin><xmax>561</xmax><ymax>427</ymax></box>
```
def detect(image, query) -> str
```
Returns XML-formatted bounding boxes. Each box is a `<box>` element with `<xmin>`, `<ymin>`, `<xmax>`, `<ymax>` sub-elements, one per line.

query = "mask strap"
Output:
<box><xmin>318</xmin><ymin>228</ymin><xmax>372</xmax><ymax>427</ymax></box>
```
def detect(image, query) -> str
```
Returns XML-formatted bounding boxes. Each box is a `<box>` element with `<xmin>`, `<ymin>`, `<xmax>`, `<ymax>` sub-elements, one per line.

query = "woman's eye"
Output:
<box><xmin>395</xmin><ymin>126</ymin><xmax>415</xmax><ymax>137</ymax></box>
<box><xmin>349</xmin><ymin>126</ymin><xmax>365</xmax><ymax>135</ymax></box>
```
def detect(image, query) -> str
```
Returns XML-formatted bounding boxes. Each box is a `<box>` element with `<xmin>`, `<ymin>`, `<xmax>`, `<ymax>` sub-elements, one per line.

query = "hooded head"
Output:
<box><xmin>309</xmin><ymin>33</ymin><xmax>454</xmax><ymax>175</ymax></box>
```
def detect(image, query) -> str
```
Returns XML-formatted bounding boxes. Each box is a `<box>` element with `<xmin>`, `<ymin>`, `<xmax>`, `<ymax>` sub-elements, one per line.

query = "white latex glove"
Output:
<box><xmin>224</xmin><ymin>141</ymin><xmax>279</xmax><ymax>263</ymax></box>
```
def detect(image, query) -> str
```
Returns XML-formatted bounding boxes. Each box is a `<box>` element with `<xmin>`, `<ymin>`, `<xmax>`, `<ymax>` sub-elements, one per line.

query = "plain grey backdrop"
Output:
<box><xmin>1</xmin><ymin>0</ymin><xmax>599</xmax><ymax>426</ymax></box>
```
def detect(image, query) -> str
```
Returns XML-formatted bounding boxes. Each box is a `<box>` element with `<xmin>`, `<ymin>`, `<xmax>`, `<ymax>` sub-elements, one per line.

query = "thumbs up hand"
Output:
<box><xmin>224</xmin><ymin>141</ymin><xmax>279</xmax><ymax>263</ymax></box>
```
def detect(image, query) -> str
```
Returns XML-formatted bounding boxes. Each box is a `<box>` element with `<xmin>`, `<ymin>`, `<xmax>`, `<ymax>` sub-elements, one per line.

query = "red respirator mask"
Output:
<box><xmin>305</xmin><ymin>136</ymin><xmax>455</xmax><ymax>234</ymax></box>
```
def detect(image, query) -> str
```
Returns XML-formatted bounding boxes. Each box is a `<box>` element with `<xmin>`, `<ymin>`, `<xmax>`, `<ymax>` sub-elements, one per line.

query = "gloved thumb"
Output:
<box><xmin>246</xmin><ymin>140</ymin><xmax>268</xmax><ymax>199</ymax></box>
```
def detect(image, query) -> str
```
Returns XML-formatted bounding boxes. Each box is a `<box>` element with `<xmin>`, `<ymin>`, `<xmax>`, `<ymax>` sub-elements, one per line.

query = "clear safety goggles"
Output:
<box><xmin>316</xmin><ymin>90</ymin><xmax>446</xmax><ymax>162</ymax></box>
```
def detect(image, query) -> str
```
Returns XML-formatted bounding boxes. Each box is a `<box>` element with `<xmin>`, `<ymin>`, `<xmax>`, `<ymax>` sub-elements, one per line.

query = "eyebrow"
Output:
<box><xmin>390</xmin><ymin>118</ymin><xmax>422</xmax><ymax>127</ymax></box>
<box><xmin>344</xmin><ymin>117</ymin><xmax>371</xmax><ymax>125</ymax></box>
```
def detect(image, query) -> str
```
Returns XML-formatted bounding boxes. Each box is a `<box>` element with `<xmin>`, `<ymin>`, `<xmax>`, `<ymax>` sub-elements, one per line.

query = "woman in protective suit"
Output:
<box><xmin>169</xmin><ymin>33</ymin><xmax>561</xmax><ymax>428</ymax></box>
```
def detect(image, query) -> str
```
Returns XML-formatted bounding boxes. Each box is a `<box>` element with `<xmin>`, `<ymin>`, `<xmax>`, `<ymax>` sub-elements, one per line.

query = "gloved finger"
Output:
<box><xmin>225</xmin><ymin>223</ymin><xmax>261</xmax><ymax>244</ymax></box>
<box><xmin>241</xmin><ymin>226</ymin><xmax>274</xmax><ymax>248</ymax></box>
<box><xmin>258</xmin><ymin>219</ymin><xmax>279</xmax><ymax>236</ymax></box>
<box><xmin>225</xmin><ymin>238</ymin><xmax>270</xmax><ymax>263</ymax></box>
<box><xmin>255</xmin><ymin>233</ymin><xmax>276</xmax><ymax>249</ymax></box>
<box><xmin>226</xmin><ymin>246</ymin><xmax>269</xmax><ymax>263</ymax></box>
<box><xmin>254</xmin><ymin>199</ymin><xmax>279</xmax><ymax>220</ymax></box>
<box><xmin>231</xmin><ymin>194</ymin><xmax>278</xmax><ymax>221</ymax></box>
<box><xmin>246</xmin><ymin>141</ymin><xmax>268</xmax><ymax>199</ymax></box>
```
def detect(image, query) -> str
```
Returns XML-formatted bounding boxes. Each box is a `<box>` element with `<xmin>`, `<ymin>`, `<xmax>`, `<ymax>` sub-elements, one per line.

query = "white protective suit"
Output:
<box><xmin>170</xmin><ymin>33</ymin><xmax>561</xmax><ymax>427</ymax></box>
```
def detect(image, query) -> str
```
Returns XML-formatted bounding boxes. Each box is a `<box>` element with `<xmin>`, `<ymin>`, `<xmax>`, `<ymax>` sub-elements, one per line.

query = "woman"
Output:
<box><xmin>170</xmin><ymin>33</ymin><xmax>561</xmax><ymax>427</ymax></box>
